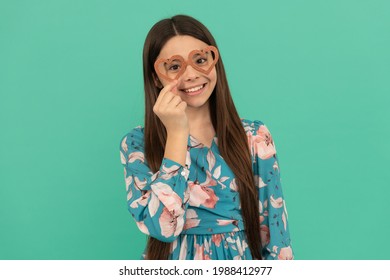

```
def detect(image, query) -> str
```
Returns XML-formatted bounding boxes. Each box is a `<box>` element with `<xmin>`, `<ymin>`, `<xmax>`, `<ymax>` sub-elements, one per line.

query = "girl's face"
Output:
<box><xmin>155</xmin><ymin>35</ymin><xmax>218</xmax><ymax>110</ymax></box>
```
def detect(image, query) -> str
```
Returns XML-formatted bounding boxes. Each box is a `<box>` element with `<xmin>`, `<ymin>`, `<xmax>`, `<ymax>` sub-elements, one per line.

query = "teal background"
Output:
<box><xmin>1</xmin><ymin>0</ymin><xmax>389</xmax><ymax>260</ymax></box>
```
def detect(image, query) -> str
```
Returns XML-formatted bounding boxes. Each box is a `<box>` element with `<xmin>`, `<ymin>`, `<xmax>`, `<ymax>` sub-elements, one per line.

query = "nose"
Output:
<box><xmin>181</xmin><ymin>64</ymin><xmax>199</xmax><ymax>81</ymax></box>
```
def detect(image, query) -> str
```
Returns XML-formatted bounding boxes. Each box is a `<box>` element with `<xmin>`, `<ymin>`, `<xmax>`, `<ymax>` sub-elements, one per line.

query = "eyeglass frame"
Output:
<box><xmin>153</xmin><ymin>45</ymin><xmax>219</xmax><ymax>82</ymax></box>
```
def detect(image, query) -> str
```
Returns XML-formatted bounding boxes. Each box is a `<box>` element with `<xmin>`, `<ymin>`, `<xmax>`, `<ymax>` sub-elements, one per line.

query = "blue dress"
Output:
<box><xmin>119</xmin><ymin>119</ymin><xmax>293</xmax><ymax>260</ymax></box>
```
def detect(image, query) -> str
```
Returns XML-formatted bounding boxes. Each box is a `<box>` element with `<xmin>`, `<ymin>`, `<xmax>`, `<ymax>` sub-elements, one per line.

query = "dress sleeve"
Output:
<box><xmin>248</xmin><ymin>120</ymin><xmax>294</xmax><ymax>260</ymax></box>
<box><xmin>119</xmin><ymin>127</ymin><xmax>190</xmax><ymax>243</ymax></box>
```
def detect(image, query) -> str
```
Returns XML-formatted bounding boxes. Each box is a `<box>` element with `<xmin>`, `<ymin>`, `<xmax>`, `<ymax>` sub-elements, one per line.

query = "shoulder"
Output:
<box><xmin>241</xmin><ymin>118</ymin><xmax>277</xmax><ymax>159</ymax></box>
<box><xmin>240</xmin><ymin>118</ymin><xmax>267</xmax><ymax>135</ymax></box>
<box><xmin>119</xmin><ymin>125</ymin><xmax>145</xmax><ymax>154</ymax></box>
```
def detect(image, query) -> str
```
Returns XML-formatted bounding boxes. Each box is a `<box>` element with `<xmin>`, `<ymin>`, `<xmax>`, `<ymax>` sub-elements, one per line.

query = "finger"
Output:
<box><xmin>160</xmin><ymin>87</ymin><xmax>181</xmax><ymax>107</ymax></box>
<box><xmin>167</xmin><ymin>95</ymin><xmax>183</xmax><ymax>108</ymax></box>
<box><xmin>171</xmin><ymin>84</ymin><xmax>178</xmax><ymax>95</ymax></box>
<box><xmin>161</xmin><ymin>79</ymin><xmax>178</xmax><ymax>95</ymax></box>
<box><xmin>155</xmin><ymin>80</ymin><xmax>178</xmax><ymax>108</ymax></box>
<box><xmin>177</xmin><ymin>100</ymin><xmax>187</xmax><ymax>110</ymax></box>
<box><xmin>155</xmin><ymin>80</ymin><xmax>177</xmax><ymax>109</ymax></box>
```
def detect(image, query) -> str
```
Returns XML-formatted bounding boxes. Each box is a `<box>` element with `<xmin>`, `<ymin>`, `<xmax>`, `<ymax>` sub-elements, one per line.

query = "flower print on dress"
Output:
<box><xmin>159</xmin><ymin>207</ymin><xmax>183</xmax><ymax>238</ymax></box>
<box><xmin>211</xmin><ymin>233</ymin><xmax>222</xmax><ymax>247</ymax></box>
<box><xmin>216</xmin><ymin>219</ymin><xmax>241</xmax><ymax>232</ymax></box>
<box><xmin>120</xmin><ymin>119</ymin><xmax>293</xmax><ymax>259</ymax></box>
<box><xmin>159</xmin><ymin>162</ymin><xmax>182</xmax><ymax>180</ymax></box>
<box><xmin>278</xmin><ymin>246</ymin><xmax>293</xmax><ymax>260</ymax></box>
<box><xmin>247</xmin><ymin>124</ymin><xmax>277</xmax><ymax>160</ymax></box>
<box><xmin>188</xmin><ymin>181</ymin><xmax>219</xmax><ymax>208</ymax></box>
<box><xmin>194</xmin><ymin>243</ymin><xmax>207</xmax><ymax>260</ymax></box>
<box><xmin>260</xmin><ymin>224</ymin><xmax>270</xmax><ymax>247</ymax></box>
<box><xmin>229</xmin><ymin>178</ymin><xmax>237</xmax><ymax>191</ymax></box>
<box><xmin>253</xmin><ymin>174</ymin><xmax>267</xmax><ymax>189</ymax></box>
<box><xmin>188</xmin><ymin>169</ymin><xmax>219</xmax><ymax>209</ymax></box>
<box><xmin>134</xmin><ymin>177</ymin><xmax>148</xmax><ymax>190</ymax></box>
<box><xmin>130</xmin><ymin>190</ymin><xmax>150</xmax><ymax>208</ymax></box>
<box><xmin>120</xmin><ymin>135</ymin><xmax>129</xmax><ymax>155</ymax></box>
<box><xmin>206</xmin><ymin>149</ymin><xmax>230</xmax><ymax>189</ymax></box>
<box><xmin>270</xmin><ymin>195</ymin><xmax>284</xmax><ymax>208</ymax></box>
<box><xmin>183</xmin><ymin>209</ymin><xmax>201</xmax><ymax>230</ymax></box>
<box><xmin>152</xmin><ymin>182</ymin><xmax>184</xmax><ymax>214</ymax></box>
<box><xmin>136</xmin><ymin>221</ymin><xmax>149</xmax><ymax>235</ymax></box>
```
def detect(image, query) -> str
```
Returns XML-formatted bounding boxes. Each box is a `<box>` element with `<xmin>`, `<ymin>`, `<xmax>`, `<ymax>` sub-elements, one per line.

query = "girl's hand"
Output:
<box><xmin>153</xmin><ymin>80</ymin><xmax>189</xmax><ymax>135</ymax></box>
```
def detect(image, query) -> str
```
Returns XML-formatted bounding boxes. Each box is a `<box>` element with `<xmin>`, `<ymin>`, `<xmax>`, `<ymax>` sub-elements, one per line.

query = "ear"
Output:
<box><xmin>152</xmin><ymin>73</ymin><xmax>163</xmax><ymax>89</ymax></box>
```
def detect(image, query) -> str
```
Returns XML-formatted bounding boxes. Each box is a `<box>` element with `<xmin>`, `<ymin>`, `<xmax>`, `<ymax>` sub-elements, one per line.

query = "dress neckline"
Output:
<box><xmin>188</xmin><ymin>134</ymin><xmax>218</xmax><ymax>150</ymax></box>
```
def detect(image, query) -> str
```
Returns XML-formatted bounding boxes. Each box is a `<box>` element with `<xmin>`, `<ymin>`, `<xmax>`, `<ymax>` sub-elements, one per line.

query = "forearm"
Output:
<box><xmin>127</xmin><ymin>158</ymin><xmax>190</xmax><ymax>242</ymax></box>
<box><xmin>120</xmin><ymin>128</ymin><xmax>190</xmax><ymax>243</ymax></box>
<box><xmin>164</xmin><ymin>131</ymin><xmax>188</xmax><ymax>166</ymax></box>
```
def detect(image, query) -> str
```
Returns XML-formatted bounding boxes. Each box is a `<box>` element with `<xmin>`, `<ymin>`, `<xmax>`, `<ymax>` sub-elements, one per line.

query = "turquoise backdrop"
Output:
<box><xmin>1</xmin><ymin>0</ymin><xmax>389</xmax><ymax>259</ymax></box>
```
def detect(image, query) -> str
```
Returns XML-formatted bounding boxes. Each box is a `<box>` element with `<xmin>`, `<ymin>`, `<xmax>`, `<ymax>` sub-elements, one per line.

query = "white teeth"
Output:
<box><xmin>184</xmin><ymin>84</ymin><xmax>204</xmax><ymax>93</ymax></box>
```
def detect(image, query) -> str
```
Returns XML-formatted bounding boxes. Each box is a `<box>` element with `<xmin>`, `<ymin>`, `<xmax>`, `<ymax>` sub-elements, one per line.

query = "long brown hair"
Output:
<box><xmin>142</xmin><ymin>15</ymin><xmax>261</xmax><ymax>260</ymax></box>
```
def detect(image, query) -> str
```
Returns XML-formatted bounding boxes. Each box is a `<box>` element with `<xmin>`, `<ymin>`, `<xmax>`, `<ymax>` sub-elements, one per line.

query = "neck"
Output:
<box><xmin>186</xmin><ymin>101</ymin><xmax>213</xmax><ymax>130</ymax></box>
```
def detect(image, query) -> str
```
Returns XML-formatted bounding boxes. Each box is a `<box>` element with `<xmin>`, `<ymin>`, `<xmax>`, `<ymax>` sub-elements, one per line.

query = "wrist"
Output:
<box><xmin>166</xmin><ymin>129</ymin><xmax>189</xmax><ymax>138</ymax></box>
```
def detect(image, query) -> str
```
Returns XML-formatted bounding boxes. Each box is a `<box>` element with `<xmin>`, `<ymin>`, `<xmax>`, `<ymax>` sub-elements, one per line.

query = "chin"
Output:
<box><xmin>186</xmin><ymin>100</ymin><xmax>209</xmax><ymax>109</ymax></box>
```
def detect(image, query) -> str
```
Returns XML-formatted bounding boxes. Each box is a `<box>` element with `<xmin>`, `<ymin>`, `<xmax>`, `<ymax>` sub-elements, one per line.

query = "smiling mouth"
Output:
<box><xmin>180</xmin><ymin>83</ymin><xmax>206</xmax><ymax>93</ymax></box>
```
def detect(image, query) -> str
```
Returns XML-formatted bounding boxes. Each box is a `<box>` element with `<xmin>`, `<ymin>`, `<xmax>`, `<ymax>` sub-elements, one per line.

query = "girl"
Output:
<box><xmin>119</xmin><ymin>15</ymin><xmax>293</xmax><ymax>260</ymax></box>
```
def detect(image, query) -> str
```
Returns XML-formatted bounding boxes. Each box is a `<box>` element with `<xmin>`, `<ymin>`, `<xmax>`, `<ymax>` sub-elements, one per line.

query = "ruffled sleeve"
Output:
<box><xmin>244</xmin><ymin>119</ymin><xmax>294</xmax><ymax>260</ymax></box>
<box><xmin>119</xmin><ymin>127</ymin><xmax>190</xmax><ymax>243</ymax></box>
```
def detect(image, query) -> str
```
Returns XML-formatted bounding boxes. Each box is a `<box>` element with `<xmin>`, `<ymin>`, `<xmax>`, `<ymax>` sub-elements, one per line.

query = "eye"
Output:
<box><xmin>168</xmin><ymin>64</ymin><xmax>180</xmax><ymax>71</ymax></box>
<box><xmin>196</xmin><ymin>58</ymin><xmax>207</xmax><ymax>64</ymax></box>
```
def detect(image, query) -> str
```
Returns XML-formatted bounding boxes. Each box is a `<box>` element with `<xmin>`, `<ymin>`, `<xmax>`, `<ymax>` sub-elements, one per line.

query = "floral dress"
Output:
<box><xmin>119</xmin><ymin>119</ymin><xmax>293</xmax><ymax>260</ymax></box>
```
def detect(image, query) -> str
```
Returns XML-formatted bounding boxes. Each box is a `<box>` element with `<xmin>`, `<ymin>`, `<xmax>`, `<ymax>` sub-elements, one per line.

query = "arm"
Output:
<box><xmin>248</xmin><ymin>120</ymin><xmax>294</xmax><ymax>260</ymax></box>
<box><xmin>119</xmin><ymin>127</ymin><xmax>190</xmax><ymax>243</ymax></box>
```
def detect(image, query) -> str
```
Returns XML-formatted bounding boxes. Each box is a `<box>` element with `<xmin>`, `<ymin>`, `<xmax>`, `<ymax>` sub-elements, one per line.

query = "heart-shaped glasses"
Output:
<box><xmin>154</xmin><ymin>46</ymin><xmax>219</xmax><ymax>81</ymax></box>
